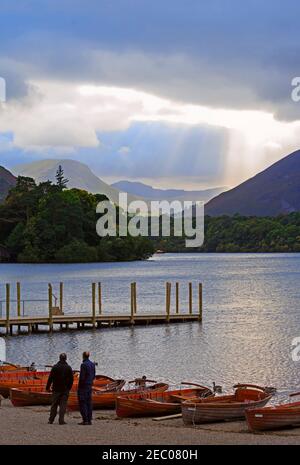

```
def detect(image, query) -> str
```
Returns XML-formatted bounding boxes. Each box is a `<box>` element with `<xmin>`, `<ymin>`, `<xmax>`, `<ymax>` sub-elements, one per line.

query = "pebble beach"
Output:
<box><xmin>1</xmin><ymin>399</ymin><xmax>300</xmax><ymax>445</ymax></box>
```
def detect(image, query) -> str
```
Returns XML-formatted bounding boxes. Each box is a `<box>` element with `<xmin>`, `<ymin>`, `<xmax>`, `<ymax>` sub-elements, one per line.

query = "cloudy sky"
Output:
<box><xmin>1</xmin><ymin>0</ymin><xmax>300</xmax><ymax>189</ymax></box>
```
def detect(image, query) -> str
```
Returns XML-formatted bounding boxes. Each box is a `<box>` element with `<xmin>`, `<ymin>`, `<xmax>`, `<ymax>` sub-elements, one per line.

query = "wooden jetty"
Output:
<box><xmin>0</xmin><ymin>281</ymin><xmax>203</xmax><ymax>336</ymax></box>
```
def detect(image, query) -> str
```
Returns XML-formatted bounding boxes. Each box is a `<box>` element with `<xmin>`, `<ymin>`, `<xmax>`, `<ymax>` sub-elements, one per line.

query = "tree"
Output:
<box><xmin>55</xmin><ymin>165</ymin><xmax>69</xmax><ymax>189</ymax></box>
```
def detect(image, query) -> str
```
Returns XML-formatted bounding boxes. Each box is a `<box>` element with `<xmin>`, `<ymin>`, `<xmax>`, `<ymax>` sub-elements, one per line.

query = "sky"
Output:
<box><xmin>1</xmin><ymin>0</ymin><xmax>300</xmax><ymax>189</ymax></box>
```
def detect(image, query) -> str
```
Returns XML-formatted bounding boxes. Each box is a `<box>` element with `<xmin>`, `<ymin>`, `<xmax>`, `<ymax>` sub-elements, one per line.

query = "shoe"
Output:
<box><xmin>48</xmin><ymin>421</ymin><xmax>53</xmax><ymax>424</ymax></box>
<box><xmin>78</xmin><ymin>421</ymin><xmax>88</xmax><ymax>425</ymax></box>
<box><xmin>59</xmin><ymin>421</ymin><xmax>67</xmax><ymax>425</ymax></box>
<box><xmin>87</xmin><ymin>422</ymin><xmax>92</xmax><ymax>425</ymax></box>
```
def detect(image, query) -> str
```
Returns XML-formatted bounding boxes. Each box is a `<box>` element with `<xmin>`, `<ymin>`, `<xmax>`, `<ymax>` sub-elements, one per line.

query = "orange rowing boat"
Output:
<box><xmin>116</xmin><ymin>386</ymin><xmax>213</xmax><ymax>418</ymax></box>
<box><xmin>1</xmin><ymin>372</ymin><xmax>118</xmax><ymax>398</ymax></box>
<box><xmin>245</xmin><ymin>394</ymin><xmax>300</xmax><ymax>432</ymax></box>
<box><xmin>0</xmin><ymin>363</ymin><xmax>31</xmax><ymax>372</ymax></box>
<box><xmin>182</xmin><ymin>384</ymin><xmax>273</xmax><ymax>424</ymax></box>
<box><xmin>67</xmin><ymin>382</ymin><xmax>169</xmax><ymax>411</ymax></box>
<box><xmin>10</xmin><ymin>379</ymin><xmax>126</xmax><ymax>407</ymax></box>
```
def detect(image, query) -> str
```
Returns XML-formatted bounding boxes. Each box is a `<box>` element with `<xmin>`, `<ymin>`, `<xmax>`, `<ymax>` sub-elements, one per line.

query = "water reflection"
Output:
<box><xmin>1</xmin><ymin>253</ymin><xmax>300</xmax><ymax>398</ymax></box>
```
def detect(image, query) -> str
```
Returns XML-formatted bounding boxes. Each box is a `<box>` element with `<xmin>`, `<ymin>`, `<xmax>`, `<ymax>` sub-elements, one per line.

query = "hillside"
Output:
<box><xmin>206</xmin><ymin>149</ymin><xmax>300</xmax><ymax>216</ymax></box>
<box><xmin>13</xmin><ymin>159</ymin><xmax>123</xmax><ymax>204</ymax></box>
<box><xmin>0</xmin><ymin>166</ymin><xmax>16</xmax><ymax>202</ymax></box>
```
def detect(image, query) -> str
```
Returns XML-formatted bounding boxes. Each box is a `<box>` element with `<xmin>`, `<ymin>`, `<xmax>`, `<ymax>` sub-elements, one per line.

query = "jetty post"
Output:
<box><xmin>0</xmin><ymin>280</ymin><xmax>203</xmax><ymax>336</ymax></box>
<box><xmin>189</xmin><ymin>282</ymin><xmax>193</xmax><ymax>315</ymax></box>
<box><xmin>175</xmin><ymin>282</ymin><xmax>179</xmax><ymax>314</ymax></box>
<box><xmin>133</xmin><ymin>282</ymin><xmax>137</xmax><ymax>314</ymax></box>
<box><xmin>130</xmin><ymin>282</ymin><xmax>135</xmax><ymax>324</ymax></box>
<box><xmin>98</xmin><ymin>282</ymin><xmax>102</xmax><ymax>315</ymax></box>
<box><xmin>5</xmin><ymin>283</ymin><xmax>10</xmax><ymax>335</ymax></box>
<box><xmin>166</xmin><ymin>282</ymin><xmax>171</xmax><ymax>322</ymax></box>
<box><xmin>92</xmin><ymin>283</ymin><xmax>96</xmax><ymax>327</ymax></box>
<box><xmin>48</xmin><ymin>283</ymin><xmax>53</xmax><ymax>332</ymax></box>
<box><xmin>16</xmin><ymin>282</ymin><xmax>21</xmax><ymax>317</ymax></box>
<box><xmin>198</xmin><ymin>283</ymin><xmax>203</xmax><ymax>321</ymax></box>
<box><xmin>59</xmin><ymin>282</ymin><xmax>63</xmax><ymax>314</ymax></box>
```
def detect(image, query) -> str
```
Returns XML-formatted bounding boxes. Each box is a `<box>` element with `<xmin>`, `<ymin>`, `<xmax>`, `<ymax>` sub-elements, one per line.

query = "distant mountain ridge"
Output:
<box><xmin>206</xmin><ymin>149</ymin><xmax>300</xmax><ymax>216</ymax></box>
<box><xmin>0</xmin><ymin>166</ymin><xmax>16</xmax><ymax>202</ymax></box>
<box><xmin>112</xmin><ymin>180</ymin><xmax>225</xmax><ymax>202</ymax></box>
<box><xmin>13</xmin><ymin>159</ymin><xmax>123</xmax><ymax>204</ymax></box>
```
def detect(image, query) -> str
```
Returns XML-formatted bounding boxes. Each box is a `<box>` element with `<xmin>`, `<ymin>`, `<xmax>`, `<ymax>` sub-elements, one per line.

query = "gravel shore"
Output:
<box><xmin>1</xmin><ymin>399</ymin><xmax>300</xmax><ymax>445</ymax></box>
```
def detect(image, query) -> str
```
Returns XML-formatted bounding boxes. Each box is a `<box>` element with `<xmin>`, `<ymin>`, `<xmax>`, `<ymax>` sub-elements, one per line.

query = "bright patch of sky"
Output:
<box><xmin>1</xmin><ymin>1</ymin><xmax>300</xmax><ymax>188</ymax></box>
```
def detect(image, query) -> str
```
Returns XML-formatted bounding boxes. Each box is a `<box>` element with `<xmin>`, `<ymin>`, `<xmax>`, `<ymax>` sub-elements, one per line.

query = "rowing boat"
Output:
<box><xmin>1</xmin><ymin>373</ymin><xmax>119</xmax><ymax>398</ymax></box>
<box><xmin>245</xmin><ymin>401</ymin><xmax>300</xmax><ymax>432</ymax></box>
<box><xmin>10</xmin><ymin>379</ymin><xmax>126</xmax><ymax>407</ymax></box>
<box><xmin>116</xmin><ymin>386</ymin><xmax>213</xmax><ymax>418</ymax></box>
<box><xmin>67</xmin><ymin>382</ymin><xmax>169</xmax><ymax>411</ymax></box>
<box><xmin>0</xmin><ymin>363</ymin><xmax>31</xmax><ymax>372</ymax></box>
<box><xmin>182</xmin><ymin>384</ymin><xmax>272</xmax><ymax>424</ymax></box>
<box><xmin>0</xmin><ymin>372</ymin><xmax>50</xmax><ymax>397</ymax></box>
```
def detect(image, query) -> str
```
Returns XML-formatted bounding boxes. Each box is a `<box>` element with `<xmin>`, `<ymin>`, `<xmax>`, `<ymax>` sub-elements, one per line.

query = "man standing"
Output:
<box><xmin>46</xmin><ymin>353</ymin><xmax>74</xmax><ymax>425</ymax></box>
<box><xmin>78</xmin><ymin>351</ymin><xmax>96</xmax><ymax>425</ymax></box>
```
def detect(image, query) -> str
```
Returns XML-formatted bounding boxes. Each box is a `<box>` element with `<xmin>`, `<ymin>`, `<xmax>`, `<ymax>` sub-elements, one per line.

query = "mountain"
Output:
<box><xmin>112</xmin><ymin>180</ymin><xmax>225</xmax><ymax>203</ymax></box>
<box><xmin>206</xmin><ymin>149</ymin><xmax>300</xmax><ymax>217</ymax></box>
<box><xmin>0</xmin><ymin>166</ymin><xmax>16</xmax><ymax>202</ymax></box>
<box><xmin>13</xmin><ymin>159</ymin><xmax>123</xmax><ymax>204</ymax></box>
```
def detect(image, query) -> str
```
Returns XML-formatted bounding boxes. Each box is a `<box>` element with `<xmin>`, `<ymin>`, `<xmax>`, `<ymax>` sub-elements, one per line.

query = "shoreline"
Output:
<box><xmin>1</xmin><ymin>400</ymin><xmax>300</xmax><ymax>445</ymax></box>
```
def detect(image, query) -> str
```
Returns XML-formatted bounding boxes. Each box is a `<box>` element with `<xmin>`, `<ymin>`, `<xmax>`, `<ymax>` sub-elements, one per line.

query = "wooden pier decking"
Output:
<box><xmin>0</xmin><ymin>281</ymin><xmax>203</xmax><ymax>336</ymax></box>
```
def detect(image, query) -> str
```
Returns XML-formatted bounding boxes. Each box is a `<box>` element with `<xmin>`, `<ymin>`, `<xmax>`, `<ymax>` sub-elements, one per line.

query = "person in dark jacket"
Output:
<box><xmin>78</xmin><ymin>351</ymin><xmax>96</xmax><ymax>425</ymax></box>
<box><xmin>46</xmin><ymin>353</ymin><xmax>74</xmax><ymax>425</ymax></box>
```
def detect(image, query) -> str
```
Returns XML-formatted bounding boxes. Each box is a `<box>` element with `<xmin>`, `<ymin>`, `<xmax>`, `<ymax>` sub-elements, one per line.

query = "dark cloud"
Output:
<box><xmin>0</xmin><ymin>1</ymin><xmax>300</xmax><ymax>118</ymax></box>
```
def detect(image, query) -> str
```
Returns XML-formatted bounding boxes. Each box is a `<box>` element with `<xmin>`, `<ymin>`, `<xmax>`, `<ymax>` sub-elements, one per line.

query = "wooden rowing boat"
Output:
<box><xmin>0</xmin><ymin>363</ymin><xmax>30</xmax><ymax>372</ymax></box>
<box><xmin>10</xmin><ymin>379</ymin><xmax>126</xmax><ymax>407</ymax></box>
<box><xmin>0</xmin><ymin>372</ymin><xmax>50</xmax><ymax>397</ymax></box>
<box><xmin>67</xmin><ymin>382</ymin><xmax>169</xmax><ymax>411</ymax></box>
<box><xmin>1</xmin><ymin>373</ymin><xmax>118</xmax><ymax>398</ymax></box>
<box><xmin>245</xmin><ymin>401</ymin><xmax>300</xmax><ymax>432</ymax></box>
<box><xmin>0</xmin><ymin>370</ymin><xmax>49</xmax><ymax>379</ymax></box>
<box><xmin>116</xmin><ymin>386</ymin><xmax>213</xmax><ymax>418</ymax></box>
<box><xmin>182</xmin><ymin>384</ymin><xmax>272</xmax><ymax>424</ymax></box>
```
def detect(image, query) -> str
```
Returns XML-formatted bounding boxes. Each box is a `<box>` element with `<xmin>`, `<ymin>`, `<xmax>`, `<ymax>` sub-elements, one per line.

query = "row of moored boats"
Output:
<box><xmin>1</xmin><ymin>362</ymin><xmax>300</xmax><ymax>432</ymax></box>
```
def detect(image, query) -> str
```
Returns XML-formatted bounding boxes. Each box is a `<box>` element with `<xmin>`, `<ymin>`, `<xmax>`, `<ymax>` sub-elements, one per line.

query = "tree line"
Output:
<box><xmin>0</xmin><ymin>167</ymin><xmax>154</xmax><ymax>263</ymax></box>
<box><xmin>1</xmin><ymin>166</ymin><xmax>300</xmax><ymax>262</ymax></box>
<box><xmin>154</xmin><ymin>213</ymin><xmax>300</xmax><ymax>253</ymax></box>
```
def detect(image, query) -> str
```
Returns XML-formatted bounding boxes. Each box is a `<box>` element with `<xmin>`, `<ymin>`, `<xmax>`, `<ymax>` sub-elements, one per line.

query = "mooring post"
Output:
<box><xmin>166</xmin><ymin>282</ymin><xmax>171</xmax><ymax>322</ymax></box>
<box><xmin>6</xmin><ymin>283</ymin><xmax>10</xmax><ymax>335</ymax></box>
<box><xmin>92</xmin><ymin>283</ymin><xmax>96</xmax><ymax>327</ymax></box>
<box><xmin>130</xmin><ymin>283</ymin><xmax>135</xmax><ymax>324</ymax></box>
<box><xmin>48</xmin><ymin>283</ymin><xmax>53</xmax><ymax>332</ymax></box>
<box><xmin>17</xmin><ymin>282</ymin><xmax>21</xmax><ymax>317</ymax></box>
<box><xmin>189</xmin><ymin>282</ymin><xmax>193</xmax><ymax>314</ymax></box>
<box><xmin>198</xmin><ymin>283</ymin><xmax>203</xmax><ymax>321</ymax></box>
<box><xmin>98</xmin><ymin>282</ymin><xmax>102</xmax><ymax>315</ymax></box>
<box><xmin>175</xmin><ymin>282</ymin><xmax>179</xmax><ymax>314</ymax></box>
<box><xmin>59</xmin><ymin>282</ymin><xmax>63</xmax><ymax>314</ymax></box>
<box><xmin>133</xmin><ymin>282</ymin><xmax>137</xmax><ymax>314</ymax></box>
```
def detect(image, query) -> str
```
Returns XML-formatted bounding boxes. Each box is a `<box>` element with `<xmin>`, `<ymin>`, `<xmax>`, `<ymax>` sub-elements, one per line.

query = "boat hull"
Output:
<box><xmin>0</xmin><ymin>372</ymin><xmax>50</xmax><ymax>398</ymax></box>
<box><xmin>1</xmin><ymin>373</ymin><xmax>117</xmax><ymax>399</ymax></box>
<box><xmin>116</xmin><ymin>387</ymin><xmax>213</xmax><ymax>418</ymax></box>
<box><xmin>67</xmin><ymin>383</ymin><xmax>169</xmax><ymax>411</ymax></box>
<box><xmin>182</xmin><ymin>387</ymin><xmax>272</xmax><ymax>424</ymax></box>
<box><xmin>246</xmin><ymin>402</ymin><xmax>300</xmax><ymax>432</ymax></box>
<box><xmin>10</xmin><ymin>388</ymin><xmax>52</xmax><ymax>407</ymax></box>
<box><xmin>10</xmin><ymin>379</ymin><xmax>126</xmax><ymax>407</ymax></box>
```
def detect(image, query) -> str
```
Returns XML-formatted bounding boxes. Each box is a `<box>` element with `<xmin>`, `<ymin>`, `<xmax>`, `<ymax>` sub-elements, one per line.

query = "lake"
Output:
<box><xmin>1</xmin><ymin>253</ymin><xmax>300</xmax><ymax>397</ymax></box>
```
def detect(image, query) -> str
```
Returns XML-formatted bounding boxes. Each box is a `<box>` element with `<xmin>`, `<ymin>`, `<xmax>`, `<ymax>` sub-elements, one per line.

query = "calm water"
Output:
<box><xmin>1</xmin><ymin>253</ymin><xmax>300</xmax><ymax>398</ymax></box>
